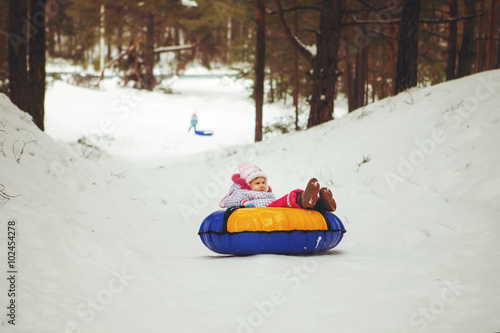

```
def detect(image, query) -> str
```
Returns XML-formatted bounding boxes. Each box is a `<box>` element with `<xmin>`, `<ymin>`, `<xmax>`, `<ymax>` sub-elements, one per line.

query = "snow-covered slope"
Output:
<box><xmin>1</xmin><ymin>70</ymin><xmax>499</xmax><ymax>333</ymax></box>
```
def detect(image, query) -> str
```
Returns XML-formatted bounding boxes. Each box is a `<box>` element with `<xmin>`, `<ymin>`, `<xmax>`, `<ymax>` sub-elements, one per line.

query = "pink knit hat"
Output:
<box><xmin>239</xmin><ymin>162</ymin><xmax>267</xmax><ymax>185</ymax></box>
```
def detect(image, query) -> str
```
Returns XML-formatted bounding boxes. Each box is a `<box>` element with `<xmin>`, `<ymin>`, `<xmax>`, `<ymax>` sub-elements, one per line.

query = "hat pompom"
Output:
<box><xmin>239</xmin><ymin>162</ymin><xmax>267</xmax><ymax>185</ymax></box>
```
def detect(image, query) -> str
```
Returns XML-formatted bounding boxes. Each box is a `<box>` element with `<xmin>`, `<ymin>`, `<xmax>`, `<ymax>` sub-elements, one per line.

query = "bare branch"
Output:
<box><xmin>0</xmin><ymin>184</ymin><xmax>20</xmax><ymax>203</ymax></box>
<box><xmin>154</xmin><ymin>34</ymin><xmax>210</xmax><ymax>54</ymax></box>
<box><xmin>297</xmin><ymin>28</ymin><xmax>320</xmax><ymax>36</ymax></box>
<box><xmin>268</xmin><ymin>5</ymin><xmax>320</xmax><ymax>15</ymax></box>
<box><xmin>420</xmin><ymin>28</ymin><xmax>447</xmax><ymax>40</ymax></box>
<box><xmin>353</xmin><ymin>0</ymin><xmax>376</xmax><ymax>10</ymax></box>
<box><xmin>420</xmin><ymin>14</ymin><xmax>478</xmax><ymax>24</ymax></box>
<box><xmin>343</xmin><ymin>14</ymin><xmax>478</xmax><ymax>27</ymax></box>
<box><xmin>95</xmin><ymin>41</ymin><xmax>140</xmax><ymax>88</ymax></box>
<box><xmin>0</xmin><ymin>138</ymin><xmax>6</xmax><ymax>158</ymax></box>
<box><xmin>342</xmin><ymin>17</ymin><xmax>400</xmax><ymax>27</ymax></box>
<box><xmin>0</xmin><ymin>124</ymin><xmax>6</xmax><ymax>158</ymax></box>
<box><xmin>344</xmin><ymin>1</ymin><xmax>402</xmax><ymax>14</ymax></box>
<box><xmin>154</xmin><ymin>44</ymin><xmax>195</xmax><ymax>53</ymax></box>
<box><xmin>13</xmin><ymin>140</ymin><xmax>37</xmax><ymax>164</ymax></box>
<box><xmin>419</xmin><ymin>50</ymin><xmax>447</xmax><ymax>63</ymax></box>
<box><xmin>272</xmin><ymin>0</ymin><xmax>313</xmax><ymax>64</ymax></box>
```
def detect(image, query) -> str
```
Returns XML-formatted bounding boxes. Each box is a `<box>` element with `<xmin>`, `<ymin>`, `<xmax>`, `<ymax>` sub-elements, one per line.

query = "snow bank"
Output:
<box><xmin>1</xmin><ymin>70</ymin><xmax>500</xmax><ymax>333</ymax></box>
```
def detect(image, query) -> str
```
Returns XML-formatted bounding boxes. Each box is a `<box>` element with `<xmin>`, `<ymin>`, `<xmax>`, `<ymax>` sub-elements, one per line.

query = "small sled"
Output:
<box><xmin>195</xmin><ymin>129</ymin><xmax>214</xmax><ymax>136</ymax></box>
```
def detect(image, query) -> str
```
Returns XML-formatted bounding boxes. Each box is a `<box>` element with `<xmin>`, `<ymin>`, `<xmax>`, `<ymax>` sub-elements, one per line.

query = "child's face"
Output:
<box><xmin>250</xmin><ymin>177</ymin><xmax>267</xmax><ymax>192</ymax></box>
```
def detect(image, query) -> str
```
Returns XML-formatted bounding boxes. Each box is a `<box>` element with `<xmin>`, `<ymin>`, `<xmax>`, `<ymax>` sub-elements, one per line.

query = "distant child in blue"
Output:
<box><xmin>188</xmin><ymin>112</ymin><xmax>198</xmax><ymax>133</ymax></box>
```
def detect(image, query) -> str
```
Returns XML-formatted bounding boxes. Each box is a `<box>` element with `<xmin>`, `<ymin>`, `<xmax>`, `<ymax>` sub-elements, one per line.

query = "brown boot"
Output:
<box><xmin>314</xmin><ymin>187</ymin><xmax>337</xmax><ymax>212</ymax></box>
<box><xmin>296</xmin><ymin>178</ymin><xmax>320</xmax><ymax>209</ymax></box>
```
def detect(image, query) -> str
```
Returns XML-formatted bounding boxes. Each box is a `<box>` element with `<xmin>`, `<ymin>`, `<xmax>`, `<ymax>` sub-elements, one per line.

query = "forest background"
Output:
<box><xmin>1</xmin><ymin>0</ymin><xmax>499</xmax><ymax>140</ymax></box>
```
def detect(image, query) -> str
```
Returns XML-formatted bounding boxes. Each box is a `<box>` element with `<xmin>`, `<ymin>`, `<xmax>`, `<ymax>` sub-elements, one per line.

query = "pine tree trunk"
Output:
<box><xmin>354</xmin><ymin>45</ymin><xmax>368</xmax><ymax>109</ymax></box>
<box><xmin>307</xmin><ymin>0</ymin><xmax>342</xmax><ymax>128</ymax></box>
<box><xmin>343</xmin><ymin>46</ymin><xmax>355</xmax><ymax>112</ymax></box>
<box><xmin>390</xmin><ymin>38</ymin><xmax>396</xmax><ymax>95</ymax></box>
<box><xmin>99</xmin><ymin>4</ymin><xmax>105</xmax><ymax>71</ymax></box>
<box><xmin>293</xmin><ymin>0</ymin><xmax>299</xmax><ymax>130</ymax></box>
<box><xmin>446</xmin><ymin>0</ymin><xmax>458</xmax><ymax>80</ymax></box>
<box><xmin>46</xmin><ymin>22</ymin><xmax>55</xmax><ymax>56</ymax></box>
<box><xmin>8</xmin><ymin>0</ymin><xmax>29</xmax><ymax>112</ymax></box>
<box><xmin>143</xmin><ymin>13</ymin><xmax>156</xmax><ymax>90</ymax></box>
<box><xmin>486</xmin><ymin>0</ymin><xmax>497</xmax><ymax>70</ymax></box>
<box><xmin>381</xmin><ymin>45</ymin><xmax>387</xmax><ymax>98</ymax></box>
<box><xmin>293</xmin><ymin>47</ymin><xmax>299</xmax><ymax>129</ymax></box>
<box><xmin>254</xmin><ymin>0</ymin><xmax>265</xmax><ymax>142</ymax></box>
<box><xmin>28</xmin><ymin>0</ymin><xmax>47</xmax><ymax>131</ymax></box>
<box><xmin>272</xmin><ymin>0</ymin><xmax>341</xmax><ymax>127</ymax></box>
<box><xmin>395</xmin><ymin>0</ymin><xmax>421</xmax><ymax>94</ymax></box>
<box><xmin>268</xmin><ymin>74</ymin><xmax>275</xmax><ymax>103</ymax></box>
<box><xmin>352</xmin><ymin>50</ymin><xmax>361</xmax><ymax>111</ymax></box>
<box><xmin>497</xmin><ymin>32</ymin><xmax>500</xmax><ymax>68</ymax></box>
<box><xmin>475</xmin><ymin>0</ymin><xmax>485</xmax><ymax>72</ymax></box>
<box><xmin>457</xmin><ymin>0</ymin><xmax>475</xmax><ymax>78</ymax></box>
<box><xmin>370</xmin><ymin>51</ymin><xmax>375</xmax><ymax>103</ymax></box>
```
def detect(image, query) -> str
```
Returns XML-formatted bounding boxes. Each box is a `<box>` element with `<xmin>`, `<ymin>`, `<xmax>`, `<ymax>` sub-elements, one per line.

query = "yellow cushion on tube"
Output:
<box><xmin>227</xmin><ymin>208</ymin><xmax>328</xmax><ymax>233</ymax></box>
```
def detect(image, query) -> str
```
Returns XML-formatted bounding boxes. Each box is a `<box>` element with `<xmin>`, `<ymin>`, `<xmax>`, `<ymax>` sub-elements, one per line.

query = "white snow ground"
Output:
<box><xmin>1</xmin><ymin>69</ymin><xmax>500</xmax><ymax>333</ymax></box>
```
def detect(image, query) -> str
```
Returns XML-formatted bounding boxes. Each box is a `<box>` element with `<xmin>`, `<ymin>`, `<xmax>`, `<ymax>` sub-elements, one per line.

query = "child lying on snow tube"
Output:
<box><xmin>220</xmin><ymin>161</ymin><xmax>336</xmax><ymax>212</ymax></box>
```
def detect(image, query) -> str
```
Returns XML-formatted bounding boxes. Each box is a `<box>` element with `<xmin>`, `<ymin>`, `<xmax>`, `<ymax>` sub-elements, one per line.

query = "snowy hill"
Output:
<box><xmin>1</xmin><ymin>70</ymin><xmax>500</xmax><ymax>333</ymax></box>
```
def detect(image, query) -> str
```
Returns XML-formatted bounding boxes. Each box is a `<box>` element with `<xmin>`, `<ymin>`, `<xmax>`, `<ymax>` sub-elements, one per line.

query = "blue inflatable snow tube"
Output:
<box><xmin>198</xmin><ymin>207</ymin><xmax>346</xmax><ymax>255</ymax></box>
